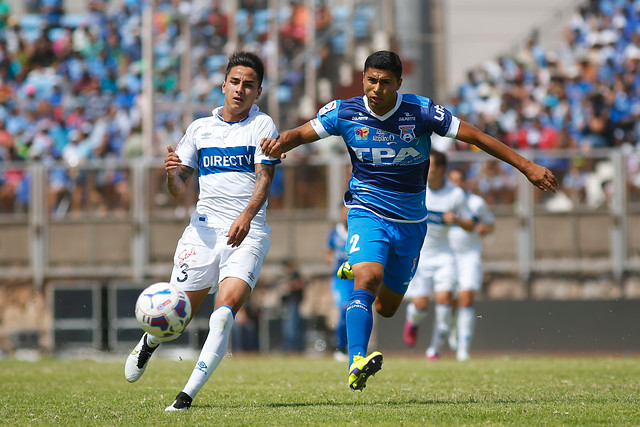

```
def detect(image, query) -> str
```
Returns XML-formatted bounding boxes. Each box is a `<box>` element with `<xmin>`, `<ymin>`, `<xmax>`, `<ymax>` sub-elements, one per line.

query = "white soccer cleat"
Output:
<box><xmin>426</xmin><ymin>347</ymin><xmax>440</xmax><ymax>361</ymax></box>
<box><xmin>457</xmin><ymin>351</ymin><xmax>470</xmax><ymax>362</ymax></box>
<box><xmin>124</xmin><ymin>333</ymin><xmax>157</xmax><ymax>383</ymax></box>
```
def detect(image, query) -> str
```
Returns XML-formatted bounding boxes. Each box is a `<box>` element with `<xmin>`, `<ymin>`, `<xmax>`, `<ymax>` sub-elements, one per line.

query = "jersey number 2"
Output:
<box><xmin>348</xmin><ymin>234</ymin><xmax>361</xmax><ymax>253</ymax></box>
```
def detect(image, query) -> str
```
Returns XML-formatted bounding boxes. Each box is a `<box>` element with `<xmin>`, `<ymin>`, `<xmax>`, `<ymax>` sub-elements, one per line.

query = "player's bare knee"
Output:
<box><xmin>412</xmin><ymin>297</ymin><xmax>429</xmax><ymax>311</ymax></box>
<box><xmin>457</xmin><ymin>291</ymin><xmax>474</xmax><ymax>307</ymax></box>
<box><xmin>355</xmin><ymin>271</ymin><xmax>383</xmax><ymax>293</ymax></box>
<box><xmin>434</xmin><ymin>291</ymin><xmax>453</xmax><ymax>305</ymax></box>
<box><xmin>375</xmin><ymin>301</ymin><xmax>398</xmax><ymax>318</ymax></box>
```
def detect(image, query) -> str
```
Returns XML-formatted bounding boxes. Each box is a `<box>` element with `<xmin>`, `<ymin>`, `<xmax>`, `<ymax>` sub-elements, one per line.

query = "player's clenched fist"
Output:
<box><xmin>165</xmin><ymin>145</ymin><xmax>182</xmax><ymax>172</ymax></box>
<box><xmin>260</xmin><ymin>137</ymin><xmax>286</xmax><ymax>159</ymax></box>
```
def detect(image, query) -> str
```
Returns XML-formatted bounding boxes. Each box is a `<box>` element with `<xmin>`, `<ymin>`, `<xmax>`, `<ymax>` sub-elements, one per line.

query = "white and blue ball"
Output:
<box><xmin>135</xmin><ymin>282</ymin><xmax>191</xmax><ymax>338</ymax></box>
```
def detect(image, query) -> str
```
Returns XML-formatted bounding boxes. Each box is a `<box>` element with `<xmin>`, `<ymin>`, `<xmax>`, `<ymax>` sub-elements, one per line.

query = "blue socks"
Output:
<box><xmin>335</xmin><ymin>306</ymin><xmax>348</xmax><ymax>352</ymax></box>
<box><xmin>346</xmin><ymin>289</ymin><xmax>376</xmax><ymax>366</ymax></box>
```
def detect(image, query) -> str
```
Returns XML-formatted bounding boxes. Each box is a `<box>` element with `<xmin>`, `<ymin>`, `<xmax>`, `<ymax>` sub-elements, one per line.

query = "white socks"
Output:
<box><xmin>428</xmin><ymin>304</ymin><xmax>451</xmax><ymax>355</ymax></box>
<box><xmin>182</xmin><ymin>305</ymin><xmax>235</xmax><ymax>399</ymax></box>
<box><xmin>456</xmin><ymin>306</ymin><xmax>475</xmax><ymax>360</ymax></box>
<box><xmin>406</xmin><ymin>302</ymin><xmax>428</xmax><ymax>325</ymax></box>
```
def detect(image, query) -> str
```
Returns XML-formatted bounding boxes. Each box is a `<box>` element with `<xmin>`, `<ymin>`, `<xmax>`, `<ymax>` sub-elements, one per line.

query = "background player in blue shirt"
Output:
<box><xmin>326</xmin><ymin>205</ymin><xmax>354</xmax><ymax>361</ymax></box>
<box><xmin>261</xmin><ymin>50</ymin><xmax>558</xmax><ymax>391</ymax></box>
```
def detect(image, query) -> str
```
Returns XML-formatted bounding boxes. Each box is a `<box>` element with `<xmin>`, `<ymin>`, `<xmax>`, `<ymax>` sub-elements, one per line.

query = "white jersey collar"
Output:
<box><xmin>363</xmin><ymin>92</ymin><xmax>402</xmax><ymax>121</ymax></box>
<box><xmin>212</xmin><ymin>104</ymin><xmax>259</xmax><ymax>124</ymax></box>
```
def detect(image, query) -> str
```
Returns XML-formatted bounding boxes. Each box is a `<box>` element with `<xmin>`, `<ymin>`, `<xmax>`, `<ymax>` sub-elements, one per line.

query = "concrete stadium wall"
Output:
<box><xmin>376</xmin><ymin>299</ymin><xmax>640</xmax><ymax>354</ymax></box>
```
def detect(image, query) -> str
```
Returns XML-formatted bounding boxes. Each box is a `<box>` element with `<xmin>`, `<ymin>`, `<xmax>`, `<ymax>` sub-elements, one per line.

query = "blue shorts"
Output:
<box><xmin>346</xmin><ymin>208</ymin><xmax>427</xmax><ymax>294</ymax></box>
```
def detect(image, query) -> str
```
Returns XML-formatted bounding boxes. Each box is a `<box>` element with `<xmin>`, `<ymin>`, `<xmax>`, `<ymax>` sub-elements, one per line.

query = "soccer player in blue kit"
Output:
<box><xmin>261</xmin><ymin>50</ymin><xmax>558</xmax><ymax>391</ymax></box>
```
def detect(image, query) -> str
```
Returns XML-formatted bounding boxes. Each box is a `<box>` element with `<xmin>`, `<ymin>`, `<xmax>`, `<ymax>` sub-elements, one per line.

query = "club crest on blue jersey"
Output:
<box><xmin>398</xmin><ymin>125</ymin><xmax>416</xmax><ymax>142</ymax></box>
<box><xmin>355</xmin><ymin>127</ymin><xmax>369</xmax><ymax>141</ymax></box>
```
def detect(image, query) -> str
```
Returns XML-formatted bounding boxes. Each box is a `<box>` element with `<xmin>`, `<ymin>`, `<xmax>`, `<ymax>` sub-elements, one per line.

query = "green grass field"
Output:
<box><xmin>1</xmin><ymin>353</ymin><xmax>639</xmax><ymax>425</ymax></box>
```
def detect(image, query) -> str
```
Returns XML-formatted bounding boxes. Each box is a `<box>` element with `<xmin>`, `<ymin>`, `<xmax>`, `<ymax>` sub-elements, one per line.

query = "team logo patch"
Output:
<box><xmin>399</xmin><ymin>125</ymin><xmax>416</xmax><ymax>142</ymax></box>
<box><xmin>196</xmin><ymin>361</ymin><xmax>208</xmax><ymax>373</ymax></box>
<box><xmin>355</xmin><ymin>127</ymin><xmax>369</xmax><ymax>141</ymax></box>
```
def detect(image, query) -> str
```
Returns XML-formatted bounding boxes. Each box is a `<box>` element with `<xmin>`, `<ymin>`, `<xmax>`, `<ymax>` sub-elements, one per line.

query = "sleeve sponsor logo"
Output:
<box><xmin>319</xmin><ymin>100</ymin><xmax>337</xmax><ymax>116</ymax></box>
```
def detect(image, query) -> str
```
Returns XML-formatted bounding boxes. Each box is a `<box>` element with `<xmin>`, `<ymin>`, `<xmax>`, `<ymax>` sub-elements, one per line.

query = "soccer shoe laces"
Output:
<box><xmin>137</xmin><ymin>335</ymin><xmax>157</xmax><ymax>368</ymax></box>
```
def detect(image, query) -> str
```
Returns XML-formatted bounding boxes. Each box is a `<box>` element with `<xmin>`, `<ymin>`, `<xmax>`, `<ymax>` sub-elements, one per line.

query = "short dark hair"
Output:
<box><xmin>225</xmin><ymin>51</ymin><xmax>265</xmax><ymax>87</ymax></box>
<box><xmin>430</xmin><ymin>149</ymin><xmax>447</xmax><ymax>168</ymax></box>
<box><xmin>364</xmin><ymin>51</ymin><xmax>402</xmax><ymax>81</ymax></box>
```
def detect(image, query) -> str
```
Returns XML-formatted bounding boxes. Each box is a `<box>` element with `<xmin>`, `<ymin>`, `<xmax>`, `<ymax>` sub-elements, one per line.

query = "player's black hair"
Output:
<box><xmin>364</xmin><ymin>51</ymin><xmax>403</xmax><ymax>81</ymax></box>
<box><xmin>225</xmin><ymin>51</ymin><xmax>265</xmax><ymax>87</ymax></box>
<box><xmin>430</xmin><ymin>149</ymin><xmax>447</xmax><ymax>168</ymax></box>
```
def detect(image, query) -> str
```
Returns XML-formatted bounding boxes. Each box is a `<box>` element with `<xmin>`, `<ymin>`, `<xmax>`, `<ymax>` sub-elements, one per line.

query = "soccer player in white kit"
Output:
<box><xmin>124</xmin><ymin>52</ymin><xmax>281</xmax><ymax>411</ymax></box>
<box><xmin>447</xmin><ymin>168</ymin><xmax>495</xmax><ymax>361</ymax></box>
<box><xmin>403</xmin><ymin>150</ymin><xmax>475</xmax><ymax>360</ymax></box>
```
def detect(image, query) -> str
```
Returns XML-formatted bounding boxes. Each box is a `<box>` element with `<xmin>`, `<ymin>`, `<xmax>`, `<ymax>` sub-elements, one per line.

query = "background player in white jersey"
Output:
<box><xmin>447</xmin><ymin>168</ymin><xmax>495</xmax><ymax>361</ymax></box>
<box><xmin>124</xmin><ymin>51</ymin><xmax>281</xmax><ymax>411</ymax></box>
<box><xmin>261</xmin><ymin>51</ymin><xmax>557</xmax><ymax>391</ymax></box>
<box><xmin>403</xmin><ymin>150</ymin><xmax>475</xmax><ymax>360</ymax></box>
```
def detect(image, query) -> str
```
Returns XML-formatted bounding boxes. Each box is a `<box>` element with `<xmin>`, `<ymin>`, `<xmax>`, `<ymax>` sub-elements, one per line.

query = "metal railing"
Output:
<box><xmin>1</xmin><ymin>148</ymin><xmax>639</xmax><ymax>295</ymax></box>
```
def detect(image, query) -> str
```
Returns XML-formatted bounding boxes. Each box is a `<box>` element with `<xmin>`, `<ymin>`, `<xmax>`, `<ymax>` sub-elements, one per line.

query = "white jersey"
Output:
<box><xmin>175</xmin><ymin>105</ymin><xmax>280</xmax><ymax>233</ymax></box>
<box><xmin>421</xmin><ymin>180</ymin><xmax>469</xmax><ymax>256</ymax></box>
<box><xmin>449</xmin><ymin>192</ymin><xmax>494</xmax><ymax>253</ymax></box>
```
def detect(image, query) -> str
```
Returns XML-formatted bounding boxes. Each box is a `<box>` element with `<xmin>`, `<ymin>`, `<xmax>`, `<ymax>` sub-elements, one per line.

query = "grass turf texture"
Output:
<box><xmin>1</xmin><ymin>354</ymin><xmax>639</xmax><ymax>425</ymax></box>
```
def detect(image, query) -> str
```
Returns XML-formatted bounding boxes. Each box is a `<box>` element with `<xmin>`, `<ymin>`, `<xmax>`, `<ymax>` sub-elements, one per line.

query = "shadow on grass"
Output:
<box><xmin>191</xmin><ymin>396</ymin><xmax>534</xmax><ymax>410</ymax></box>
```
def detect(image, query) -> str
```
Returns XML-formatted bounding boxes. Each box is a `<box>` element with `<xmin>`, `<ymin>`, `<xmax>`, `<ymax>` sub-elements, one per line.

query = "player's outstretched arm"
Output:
<box><xmin>226</xmin><ymin>163</ymin><xmax>275</xmax><ymax>247</ymax></box>
<box><xmin>261</xmin><ymin>122</ymin><xmax>320</xmax><ymax>159</ymax></box>
<box><xmin>456</xmin><ymin>121</ymin><xmax>558</xmax><ymax>193</ymax></box>
<box><xmin>165</xmin><ymin>145</ymin><xmax>194</xmax><ymax>198</ymax></box>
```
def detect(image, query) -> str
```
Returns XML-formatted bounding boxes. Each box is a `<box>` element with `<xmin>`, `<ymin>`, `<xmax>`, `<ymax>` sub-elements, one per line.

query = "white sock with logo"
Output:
<box><xmin>406</xmin><ymin>302</ymin><xmax>428</xmax><ymax>325</ymax></box>
<box><xmin>182</xmin><ymin>305</ymin><xmax>235</xmax><ymax>399</ymax></box>
<box><xmin>428</xmin><ymin>304</ymin><xmax>451</xmax><ymax>355</ymax></box>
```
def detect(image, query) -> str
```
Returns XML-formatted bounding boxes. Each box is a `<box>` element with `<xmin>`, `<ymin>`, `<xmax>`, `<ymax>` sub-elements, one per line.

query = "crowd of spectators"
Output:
<box><xmin>437</xmin><ymin>0</ymin><xmax>640</xmax><ymax>208</ymax></box>
<box><xmin>1</xmin><ymin>0</ymin><xmax>639</xmax><ymax>216</ymax></box>
<box><xmin>0</xmin><ymin>0</ymin><xmax>365</xmax><ymax>215</ymax></box>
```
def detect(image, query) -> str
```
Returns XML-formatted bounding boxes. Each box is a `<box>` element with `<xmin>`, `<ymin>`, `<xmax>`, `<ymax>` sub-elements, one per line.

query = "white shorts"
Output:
<box><xmin>454</xmin><ymin>250</ymin><xmax>483</xmax><ymax>292</ymax></box>
<box><xmin>169</xmin><ymin>219</ymin><xmax>270</xmax><ymax>294</ymax></box>
<box><xmin>405</xmin><ymin>251</ymin><xmax>456</xmax><ymax>298</ymax></box>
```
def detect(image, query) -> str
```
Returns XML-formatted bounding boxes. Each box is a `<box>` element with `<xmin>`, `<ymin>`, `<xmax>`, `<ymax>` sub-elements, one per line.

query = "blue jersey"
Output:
<box><xmin>327</xmin><ymin>222</ymin><xmax>349</xmax><ymax>272</ymax></box>
<box><xmin>311</xmin><ymin>93</ymin><xmax>460</xmax><ymax>222</ymax></box>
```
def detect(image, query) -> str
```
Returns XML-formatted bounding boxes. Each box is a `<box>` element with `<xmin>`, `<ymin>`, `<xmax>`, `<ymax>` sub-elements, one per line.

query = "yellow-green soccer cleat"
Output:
<box><xmin>348</xmin><ymin>351</ymin><xmax>383</xmax><ymax>391</ymax></box>
<box><xmin>337</xmin><ymin>261</ymin><xmax>354</xmax><ymax>280</ymax></box>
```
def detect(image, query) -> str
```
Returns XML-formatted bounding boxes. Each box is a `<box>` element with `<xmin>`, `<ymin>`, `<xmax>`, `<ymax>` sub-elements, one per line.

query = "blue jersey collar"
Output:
<box><xmin>362</xmin><ymin>92</ymin><xmax>403</xmax><ymax>121</ymax></box>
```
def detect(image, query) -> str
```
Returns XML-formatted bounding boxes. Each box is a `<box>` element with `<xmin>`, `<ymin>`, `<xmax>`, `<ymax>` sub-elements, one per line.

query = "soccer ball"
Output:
<box><xmin>135</xmin><ymin>282</ymin><xmax>192</xmax><ymax>338</ymax></box>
